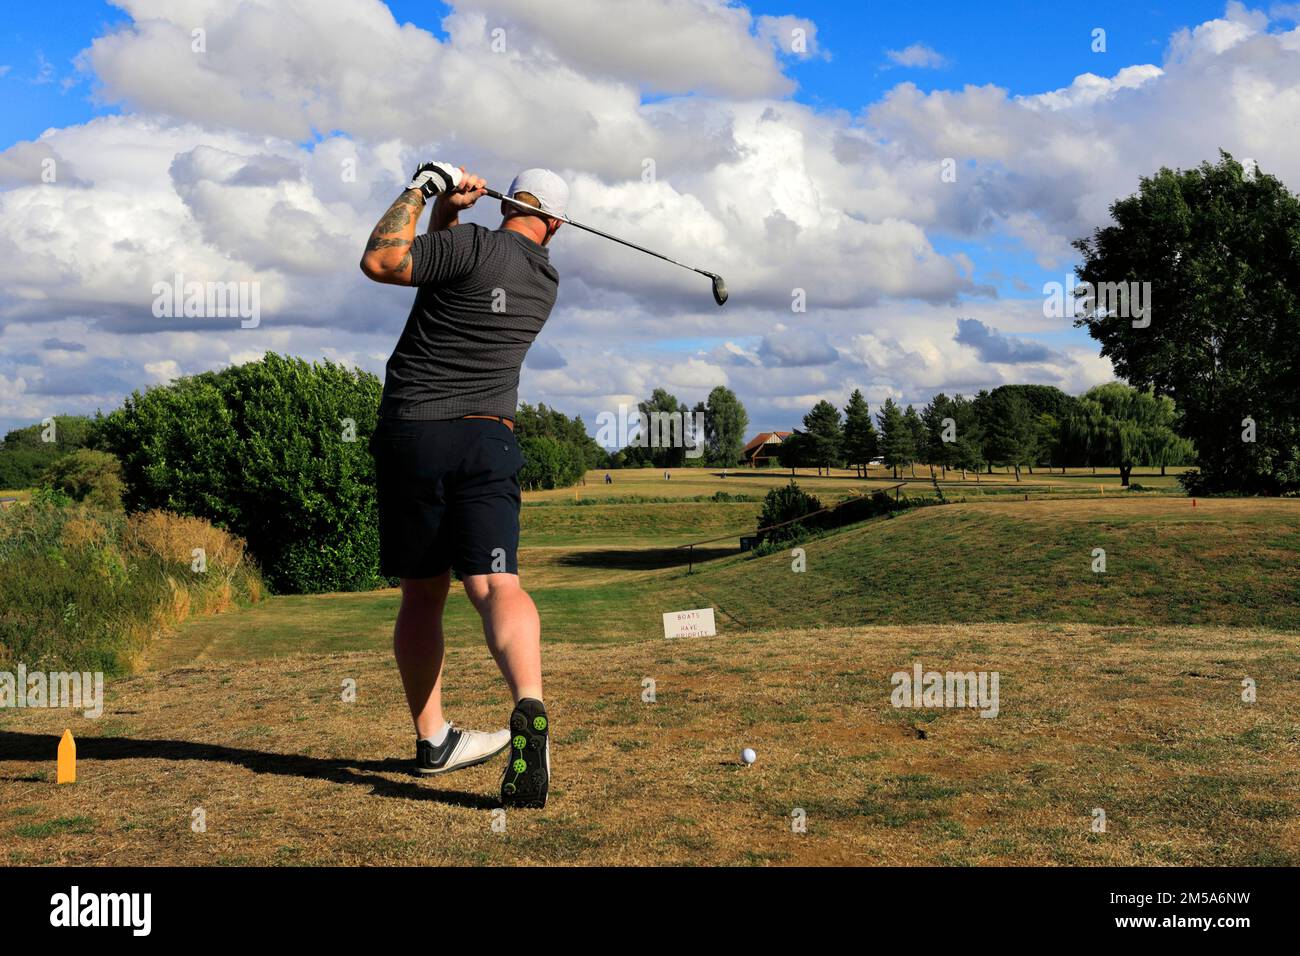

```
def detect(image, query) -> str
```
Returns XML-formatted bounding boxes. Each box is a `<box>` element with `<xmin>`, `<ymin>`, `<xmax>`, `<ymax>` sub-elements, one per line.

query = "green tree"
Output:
<box><xmin>949</xmin><ymin>394</ymin><xmax>985</xmax><ymax>479</ymax></box>
<box><xmin>4</xmin><ymin>415</ymin><xmax>94</xmax><ymax>451</ymax></box>
<box><xmin>636</xmin><ymin>388</ymin><xmax>689</xmax><ymax>469</ymax></box>
<box><xmin>518</xmin><ymin>435</ymin><xmax>586</xmax><ymax>490</ymax></box>
<box><xmin>876</xmin><ymin>398</ymin><xmax>914</xmax><ymax>480</ymax></box>
<box><xmin>515</xmin><ymin>402</ymin><xmax>605</xmax><ymax>476</ymax></box>
<box><xmin>756</xmin><ymin>480</ymin><xmax>823</xmax><ymax>545</ymax></box>
<box><xmin>703</xmin><ymin>386</ymin><xmax>749</xmax><ymax>467</ymax></box>
<box><xmin>0</xmin><ymin>415</ymin><xmax>96</xmax><ymax>489</ymax></box>
<box><xmin>903</xmin><ymin>405</ymin><xmax>926</xmax><ymax>478</ymax></box>
<box><xmin>1075</xmin><ymin>382</ymin><xmax>1189</xmax><ymax>486</ymax></box>
<box><xmin>1061</xmin><ymin>397</ymin><xmax>1109</xmax><ymax>475</ymax></box>
<box><xmin>776</xmin><ymin>430</ymin><xmax>812</xmax><ymax>475</ymax></box>
<box><xmin>39</xmin><ymin>449</ymin><xmax>125</xmax><ymax>510</ymax></box>
<box><xmin>842</xmin><ymin>390</ymin><xmax>879</xmax><ymax>478</ymax></box>
<box><xmin>1073</xmin><ymin>151</ymin><xmax>1300</xmax><ymax>494</ymax></box>
<box><xmin>1033</xmin><ymin>413</ymin><xmax>1061</xmax><ymax>473</ymax></box>
<box><xmin>95</xmin><ymin>353</ymin><xmax>383</xmax><ymax>594</ymax></box>
<box><xmin>920</xmin><ymin>394</ymin><xmax>953</xmax><ymax>477</ymax></box>
<box><xmin>981</xmin><ymin>388</ymin><xmax>1036</xmax><ymax>480</ymax></box>
<box><xmin>990</xmin><ymin>385</ymin><xmax>1078</xmax><ymax>473</ymax></box>
<box><xmin>802</xmin><ymin>400</ymin><xmax>844</xmax><ymax>475</ymax></box>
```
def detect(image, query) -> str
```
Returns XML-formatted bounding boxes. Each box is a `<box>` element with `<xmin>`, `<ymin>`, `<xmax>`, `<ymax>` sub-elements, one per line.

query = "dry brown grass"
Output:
<box><xmin>2</xmin><ymin>623</ymin><xmax>1297</xmax><ymax>866</ymax></box>
<box><xmin>127</xmin><ymin>510</ymin><xmax>262</xmax><ymax>622</ymax></box>
<box><xmin>126</xmin><ymin>510</ymin><xmax>249</xmax><ymax>574</ymax></box>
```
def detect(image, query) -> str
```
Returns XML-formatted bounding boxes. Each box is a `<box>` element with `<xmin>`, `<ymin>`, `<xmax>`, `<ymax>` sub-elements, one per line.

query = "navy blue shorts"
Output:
<box><xmin>370</xmin><ymin>418</ymin><xmax>524</xmax><ymax>579</ymax></box>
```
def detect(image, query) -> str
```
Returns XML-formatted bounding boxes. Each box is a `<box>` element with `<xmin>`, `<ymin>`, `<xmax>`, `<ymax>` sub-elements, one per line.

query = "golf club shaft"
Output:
<box><xmin>483</xmin><ymin>187</ymin><xmax>716</xmax><ymax>281</ymax></box>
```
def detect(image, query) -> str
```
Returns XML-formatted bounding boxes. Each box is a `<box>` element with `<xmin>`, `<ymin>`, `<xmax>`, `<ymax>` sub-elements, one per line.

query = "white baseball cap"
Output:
<box><xmin>507</xmin><ymin>168</ymin><xmax>569</xmax><ymax>218</ymax></box>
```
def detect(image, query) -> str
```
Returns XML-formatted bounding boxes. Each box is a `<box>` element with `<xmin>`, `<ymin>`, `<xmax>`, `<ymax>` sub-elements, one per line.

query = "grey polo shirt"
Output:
<box><xmin>378</xmin><ymin>224</ymin><xmax>559</xmax><ymax>420</ymax></box>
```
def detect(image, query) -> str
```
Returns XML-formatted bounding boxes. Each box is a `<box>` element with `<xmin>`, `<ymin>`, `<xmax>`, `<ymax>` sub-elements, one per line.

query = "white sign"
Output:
<box><xmin>662</xmin><ymin>608</ymin><xmax>716</xmax><ymax>639</ymax></box>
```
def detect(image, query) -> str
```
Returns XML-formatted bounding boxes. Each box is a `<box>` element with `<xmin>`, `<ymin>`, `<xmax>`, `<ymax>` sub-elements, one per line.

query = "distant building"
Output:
<box><xmin>741</xmin><ymin>431</ymin><xmax>792</xmax><ymax>467</ymax></box>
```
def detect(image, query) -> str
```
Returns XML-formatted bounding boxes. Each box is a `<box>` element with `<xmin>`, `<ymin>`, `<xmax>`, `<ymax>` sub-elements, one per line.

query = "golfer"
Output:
<box><xmin>360</xmin><ymin>161</ymin><xmax>565</xmax><ymax>808</ymax></box>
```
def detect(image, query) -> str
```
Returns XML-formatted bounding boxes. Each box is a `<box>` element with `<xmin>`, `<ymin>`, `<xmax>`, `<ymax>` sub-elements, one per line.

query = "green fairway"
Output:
<box><xmin>522</xmin><ymin>499</ymin><xmax>761</xmax><ymax>545</ymax></box>
<box><xmin>147</xmin><ymin>470</ymin><xmax>1300</xmax><ymax>668</ymax></box>
<box><xmin>672</xmin><ymin>497</ymin><xmax>1300</xmax><ymax>632</ymax></box>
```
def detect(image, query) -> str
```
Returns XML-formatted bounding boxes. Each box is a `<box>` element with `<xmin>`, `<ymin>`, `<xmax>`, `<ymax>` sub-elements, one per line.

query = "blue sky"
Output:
<box><xmin>1</xmin><ymin>0</ymin><xmax>1225</xmax><ymax>144</ymax></box>
<box><xmin>0</xmin><ymin>0</ymin><xmax>1223</xmax><ymax>309</ymax></box>
<box><xmin>0</xmin><ymin>1</ymin><xmax>1287</xmax><ymax>437</ymax></box>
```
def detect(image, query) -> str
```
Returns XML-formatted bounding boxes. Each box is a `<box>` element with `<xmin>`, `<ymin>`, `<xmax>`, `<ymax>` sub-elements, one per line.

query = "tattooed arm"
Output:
<box><xmin>359</xmin><ymin>167</ymin><xmax>487</xmax><ymax>285</ymax></box>
<box><xmin>359</xmin><ymin>189</ymin><xmax>425</xmax><ymax>285</ymax></box>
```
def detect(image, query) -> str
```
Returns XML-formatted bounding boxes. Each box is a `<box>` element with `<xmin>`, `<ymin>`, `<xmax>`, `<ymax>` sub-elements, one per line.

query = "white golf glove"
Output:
<box><xmin>407</xmin><ymin>161</ymin><xmax>462</xmax><ymax>200</ymax></box>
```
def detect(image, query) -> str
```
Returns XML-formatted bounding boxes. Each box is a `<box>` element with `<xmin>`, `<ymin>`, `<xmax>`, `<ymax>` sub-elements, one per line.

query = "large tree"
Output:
<box><xmin>980</xmin><ymin>388</ymin><xmax>1036</xmax><ymax>480</ymax></box>
<box><xmin>515</xmin><ymin>402</ymin><xmax>606</xmax><ymax>470</ymax></box>
<box><xmin>0</xmin><ymin>415</ymin><xmax>96</xmax><ymax>490</ymax></box>
<box><xmin>1073</xmin><ymin>152</ymin><xmax>1300</xmax><ymax>494</ymax></box>
<box><xmin>1060</xmin><ymin>396</ymin><xmax>1109</xmax><ymax>475</ymax></box>
<box><xmin>949</xmin><ymin>394</ymin><xmax>985</xmax><ymax>479</ymax></box>
<box><xmin>921</xmin><ymin>393</ymin><xmax>956</xmax><ymax>478</ymax></box>
<box><xmin>776</xmin><ymin>429</ymin><xmax>812</xmax><ymax>475</ymax></box>
<box><xmin>876</xmin><ymin>398</ymin><xmax>914</xmax><ymax>480</ymax></box>
<box><xmin>990</xmin><ymin>385</ymin><xmax>1078</xmax><ymax>473</ymax></box>
<box><xmin>842</xmin><ymin>389</ymin><xmax>879</xmax><ymax>478</ymax></box>
<box><xmin>703</xmin><ymin>386</ymin><xmax>750</xmax><ymax>467</ymax></box>
<box><xmin>903</xmin><ymin>405</ymin><xmax>927</xmax><ymax>478</ymax></box>
<box><xmin>1072</xmin><ymin>383</ymin><xmax>1191</xmax><ymax>487</ymax></box>
<box><xmin>802</xmin><ymin>400</ymin><xmax>844</xmax><ymax>475</ymax></box>
<box><xmin>93</xmin><ymin>353</ymin><xmax>383</xmax><ymax>593</ymax></box>
<box><xmin>634</xmin><ymin>388</ymin><xmax>689</xmax><ymax>468</ymax></box>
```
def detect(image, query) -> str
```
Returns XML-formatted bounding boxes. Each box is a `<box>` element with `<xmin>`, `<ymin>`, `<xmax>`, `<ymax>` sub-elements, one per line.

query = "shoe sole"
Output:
<box><xmin>501</xmin><ymin>708</ymin><xmax>549</xmax><ymax>808</ymax></box>
<box><xmin>414</xmin><ymin>738</ymin><xmax>510</xmax><ymax>777</ymax></box>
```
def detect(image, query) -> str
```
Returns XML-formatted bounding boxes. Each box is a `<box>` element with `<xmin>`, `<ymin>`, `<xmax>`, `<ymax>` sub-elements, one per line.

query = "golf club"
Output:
<box><xmin>483</xmin><ymin>187</ymin><xmax>728</xmax><ymax>306</ymax></box>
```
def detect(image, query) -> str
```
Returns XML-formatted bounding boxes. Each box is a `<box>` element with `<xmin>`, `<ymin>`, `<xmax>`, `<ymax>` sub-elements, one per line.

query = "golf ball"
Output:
<box><xmin>741</xmin><ymin>747</ymin><xmax>757</xmax><ymax>765</ymax></box>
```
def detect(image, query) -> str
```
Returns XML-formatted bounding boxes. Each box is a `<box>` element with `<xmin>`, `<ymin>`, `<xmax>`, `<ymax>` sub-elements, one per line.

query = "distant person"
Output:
<box><xmin>360</xmin><ymin>162</ymin><xmax>563</xmax><ymax>809</ymax></box>
<box><xmin>605</xmin><ymin>473</ymin><xmax>612</xmax><ymax>484</ymax></box>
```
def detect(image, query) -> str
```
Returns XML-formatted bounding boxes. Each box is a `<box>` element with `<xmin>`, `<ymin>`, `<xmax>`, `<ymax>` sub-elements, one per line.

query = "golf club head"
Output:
<box><xmin>709</xmin><ymin>274</ymin><xmax>728</xmax><ymax>306</ymax></box>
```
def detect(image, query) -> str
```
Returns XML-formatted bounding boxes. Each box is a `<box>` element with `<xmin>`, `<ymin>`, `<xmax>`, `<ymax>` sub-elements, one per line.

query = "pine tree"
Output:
<box><xmin>842</xmin><ymin>389</ymin><xmax>878</xmax><ymax>478</ymax></box>
<box><xmin>982</xmin><ymin>388</ymin><xmax>1036</xmax><ymax>481</ymax></box>
<box><xmin>802</xmin><ymin>400</ymin><xmax>844</xmax><ymax>475</ymax></box>
<box><xmin>904</xmin><ymin>405</ymin><xmax>926</xmax><ymax>478</ymax></box>
<box><xmin>876</xmin><ymin>398</ymin><xmax>915</xmax><ymax>480</ymax></box>
<box><xmin>921</xmin><ymin>393</ymin><xmax>956</xmax><ymax>478</ymax></box>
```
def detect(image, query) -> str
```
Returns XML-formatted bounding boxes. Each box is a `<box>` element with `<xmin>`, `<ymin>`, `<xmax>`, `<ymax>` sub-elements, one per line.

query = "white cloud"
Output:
<box><xmin>5</xmin><ymin>1</ymin><xmax>1298</xmax><ymax>435</ymax></box>
<box><xmin>143</xmin><ymin>359</ymin><xmax>181</xmax><ymax>382</ymax></box>
<box><xmin>1168</xmin><ymin>1</ymin><xmax>1268</xmax><ymax>59</ymax></box>
<box><xmin>455</xmin><ymin>0</ymin><xmax>800</xmax><ymax>96</ymax></box>
<box><xmin>885</xmin><ymin>43</ymin><xmax>948</xmax><ymax>69</ymax></box>
<box><xmin>1021</xmin><ymin>65</ymin><xmax>1164</xmax><ymax>111</ymax></box>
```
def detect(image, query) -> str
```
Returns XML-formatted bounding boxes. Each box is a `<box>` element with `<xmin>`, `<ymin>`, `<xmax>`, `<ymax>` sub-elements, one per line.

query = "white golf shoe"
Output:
<box><xmin>415</xmin><ymin>725</ymin><xmax>510</xmax><ymax>776</ymax></box>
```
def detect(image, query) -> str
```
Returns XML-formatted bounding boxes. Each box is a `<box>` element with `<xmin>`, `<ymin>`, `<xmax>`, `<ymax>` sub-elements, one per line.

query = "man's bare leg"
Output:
<box><xmin>394</xmin><ymin>573</ymin><xmax>450</xmax><ymax>739</ymax></box>
<box><xmin>464</xmin><ymin>571</ymin><xmax>548</xmax><ymax>806</ymax></box>
<box><xmin>462</xmin><ymin>572</ymin><xmax>543</xmax><ymax>703</ymax></box>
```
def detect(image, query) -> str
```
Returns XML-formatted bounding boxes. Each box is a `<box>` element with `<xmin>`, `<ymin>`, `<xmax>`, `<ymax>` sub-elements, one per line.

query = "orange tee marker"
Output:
<box><xmin>56</xmin><ymin>729</ymin><xmax>76</xmax><ymax>784</ymax></box>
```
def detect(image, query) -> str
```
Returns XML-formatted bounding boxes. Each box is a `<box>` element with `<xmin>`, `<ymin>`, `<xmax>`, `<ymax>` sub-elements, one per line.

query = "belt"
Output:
<box><xmin>458</xmin><ymin>414</ymin><xmax>515</xmax><ymax>431</ymax></box>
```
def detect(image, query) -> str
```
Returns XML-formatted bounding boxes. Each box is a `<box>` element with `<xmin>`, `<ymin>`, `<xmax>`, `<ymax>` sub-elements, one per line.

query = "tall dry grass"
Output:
<box><xmin>0</xmin><ymin>497</ymin><xmax>264</xmax><ymax>674</ymax></box>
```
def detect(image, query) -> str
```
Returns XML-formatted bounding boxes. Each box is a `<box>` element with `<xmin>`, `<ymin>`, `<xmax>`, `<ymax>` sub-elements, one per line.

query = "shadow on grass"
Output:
<box><xmin>0</xmin><ymin>731</ymin><xmax>499</xmax><ymax>810</ymax></box>
<box><xmin>554</xmin><ymin>546</ymin><xmax>736</xmax><ymax>570</ymax></box>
